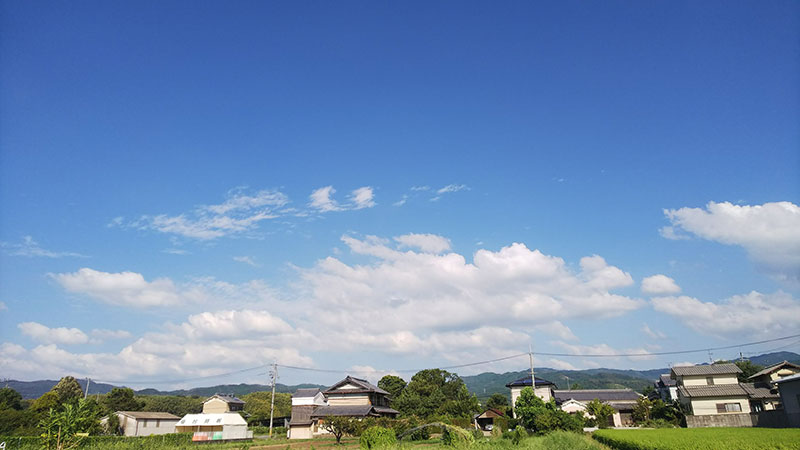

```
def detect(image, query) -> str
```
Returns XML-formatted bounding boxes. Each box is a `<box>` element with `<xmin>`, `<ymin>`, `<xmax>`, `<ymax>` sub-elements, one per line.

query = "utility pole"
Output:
<box><xmin>84</xmin><ymin>377</ymin><xmax>90</xmax><ymax>399</ymax></box>
<box><xmin>268</xmin><ymin>362</ymin><xmax>278</xmax><ymax>439</ymax></box>
<box><xmin>529</xmin><ymin>344</ymin><xmax>535</xmax><ymax>396</ymax></box>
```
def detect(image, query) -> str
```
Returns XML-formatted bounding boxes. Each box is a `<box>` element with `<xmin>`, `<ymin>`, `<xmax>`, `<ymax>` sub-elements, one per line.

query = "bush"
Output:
<box><xmin>441</xmin><ymin>426</ymin><xmax>474</xmax><ymax>447</ymax></box>
<box><xmin>639</xmin><ymin>418</ymin><xmax>676</xmax><ymax>428</ymax></box>
<box><xmin>493</xmin><ymin>416</ymin><xmax>509</xmax><ymax>432</ymax></box>
<box><xmin>360</xmin><ymin>426</ymin><xmax>397</xmax><ymax>449</ymax></box>
<box><xmin>501</xmin><ymin>426</ymin><xmax>528</xmax><ymax>445</ymax></box>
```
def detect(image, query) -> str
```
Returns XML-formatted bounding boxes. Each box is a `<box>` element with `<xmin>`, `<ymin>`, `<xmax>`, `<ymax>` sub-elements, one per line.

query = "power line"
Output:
<box><xmin>89</xmin><ymin>332</ymin><xmax>800</xmax><ymax>386</ymax></box>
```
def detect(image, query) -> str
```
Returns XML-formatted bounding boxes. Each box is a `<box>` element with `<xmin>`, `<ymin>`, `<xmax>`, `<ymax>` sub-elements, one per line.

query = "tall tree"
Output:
<box><xmin>241</xmin><ymin>392</ymin><xmax>292</xmax><ymax>425</ymax></box>
<box><xmin>102</xmin><ymin>388</ymin><xmax>142</xmax><ymax>413</ymax></box>
<box><xmin>377</xmin><ymin>375</ymin><xmax>406</xmax><ymax>404</ymax></box>
<box><xmin>0</xmin><ymin>387</ymin><xmax>23</xmax><ymax>411</ymax></box>
<box><xmin>485</xmin><ymin>393</ymin><xmax>509</xmax><ymax>411</ymax></box>
<box><xmin>734</xmin><ymin>360</ymin><xmax>764</xmax><ymax>382</ymax></box>
<box><xmin>52</xmin><ymin>376</ymin><xmax>84</xmax><ymax>405</ymax></box>
<box><xmin>394</xmin><ymin>369</ymin><xmax>479</xmax><ymax>418</ymax></box>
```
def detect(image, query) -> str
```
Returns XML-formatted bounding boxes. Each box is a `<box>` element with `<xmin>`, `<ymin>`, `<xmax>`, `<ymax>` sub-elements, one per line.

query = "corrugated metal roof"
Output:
<box><xmin>677</xmin><ymin>384</ymin><xmax>748</xmax><ymax>398</ymax></box>
<box><xmin>671</xmin><ymin>363</ymin><xmax>741</xmax><ymax>377</ymax></box>
<box><xmin>554</xmin><ymin>389</ymin><xmax>640</xmax><ymax>403</ymax></box>
<box><xmin>741</xmin><ymin>383</ymin><xmax>779</xmax><ymax>400</ymax></box>
<box><xmin>505</xmin><ymin>377</ymin><xmax>557</xmax><ymax>388</ymax></box>
<box><xmin>311</xmin><ymin>405</ymin><xmax>376</xmax><ymax>418</ymax></box>
<box><xmin>775</xmin><ymin>373</ymin><xmax>800</xmax><ymax>384</ymax></box>
<box><xmin>177</xmin><ymin>413</ymin><xmax>247</xmax><ymax>426</ymax></box>
<box><xmin>117</xmin><ymin>411</ymin><xmax>180</xmax><ymax>420</ymax></box>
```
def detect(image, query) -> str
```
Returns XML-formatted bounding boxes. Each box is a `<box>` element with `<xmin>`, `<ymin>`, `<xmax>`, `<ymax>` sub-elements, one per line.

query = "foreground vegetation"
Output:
<box><xmin>593</xmin><ymin>428</ymin><xmax>800</xmax><ymax>450</ymax></box>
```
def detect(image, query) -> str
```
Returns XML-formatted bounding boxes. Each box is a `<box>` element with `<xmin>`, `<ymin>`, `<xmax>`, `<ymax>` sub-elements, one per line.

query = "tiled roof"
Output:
<box><xmin>372</xmin><ymin>406</ymin><xmax>400</xmax><ymax>415</ymax></box>
<box><xmin>677</xmin><ymin>384</ymin><xmax>748</xmax><ymax>398</ymax></box>
<box><xmin>294</xmin><ymin>388</ymin><xmax>321</xmax><ymax>398</ymax></box>
<box><xmin>205</xmin><ymin>393</ymin><xmax>245</xmax><ymax>404</ymax></box>
<box><xmin>505</xmin><ymin>377</ymin><xmax>557</xmax><ymax>388</ymax></box>
<box><xmin>311</xmin><ymin>405</ymin><xmax>376</xmax><ymax>418</ymax></box>
<box><xmin>553</xmin><ymin>389</ymin><xmax>640</xmax><ymax>403</ymax></box>
<box><xmin>747</xmin><ymin>361</ymin><xmax>800</xmax><ymax>380</ymax></box>
<box><xmin>289</xmin><ymin>405</ymin><xmax>315</xmax><ymax>425</ymax></box>
<box><xmin>658</xmin><ymin>374</ymin><xmax>676</xmax><ymax>387</ymax></box>
<box><xmin>117</xmin><ymin>411</ymin><xmax>180</xmax><ymax>420</ymax></box>
<box><xmin>741</xmin><ymin>383</ymin><xmax>780</xmax><ymax>400</ymax></box>
<box><xmin>324</xmin><ymin>376</ymin><xmax>389</xmax><ymax>395</ymax></box>
<box><xmin>671</xmin><ymin>363</ymin><xmax>741</xmax><ymax>377</ymax></box>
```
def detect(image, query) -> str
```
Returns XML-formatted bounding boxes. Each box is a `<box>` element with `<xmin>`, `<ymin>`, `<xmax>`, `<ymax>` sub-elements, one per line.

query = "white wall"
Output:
<box><xmin>681</xmin><ymin>374</ymin><xmax>738</xmax><ymax>386</ymax></box>
<box><xmin>690</xmin><ymin>396</ymin><xmax>751</xmax><ymax>415</ymax></box>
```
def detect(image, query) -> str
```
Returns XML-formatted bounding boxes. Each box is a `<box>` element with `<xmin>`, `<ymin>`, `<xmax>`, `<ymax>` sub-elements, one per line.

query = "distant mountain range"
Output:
<box><xmin>8</xmin><ymin>351</ymin><xmax>798</xmax><ymax>400</ymax></box>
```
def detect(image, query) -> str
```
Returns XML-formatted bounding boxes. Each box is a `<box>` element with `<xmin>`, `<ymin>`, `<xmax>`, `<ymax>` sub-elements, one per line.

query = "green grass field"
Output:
<box><xmin>592</xmin><ymin>427</ymin><xmax>800</xmax><ymax>450</ymax></box>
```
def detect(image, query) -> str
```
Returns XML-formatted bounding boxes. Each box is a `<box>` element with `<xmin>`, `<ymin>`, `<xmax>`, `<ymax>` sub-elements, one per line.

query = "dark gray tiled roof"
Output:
<box><xmin>658</xmin><ymin>374</ymin><xmax>676</xmax><ymax>387</ymax></box>
<box><xmin>671</xmin><ymin>363</ymin><xmax>741</xmax><ymax>377</ymax></box>
<box><xmin>505</xmin><ymin>377</ymin><xmax>557</xmax><ymax>388</ymax></box>
<box><xmin>372</xmin><ymin>406</ymin><xmax>400</xmax><ymax>415</ymax></box>
<box><xmin>324</xmin><ymin>376</ymin><xmax>389</xmax><ymax>395</ymax></box>
<box><xmin>294</xmin><ymin>388</ymin><xmax>321</xmax><ymax>398</ymax></box>
<box><xmin>289</xmin><ymin>405</ymin><xmax>315</xmax><ymax>425</ymax></box>
<box><xmin>554</xmin><ymin>389</ymin><xmax>640</xmax><ymax>403</ymax></box>
<box><xmin>677</xmin><ymin>384</ymin><xmax>748</xmax><ymax>398</ymax></box>
<box><xmin>741</xmin><ymin>383</ymin><xmax>780</xmax><ymax>400</ymax></box>
<box><xmin>207</xmin><ymin>393</ymin><xmax>245</xmax><ymax>404</ymax></box>
<box><xmin>748</xmin><ymin>361</ymin><xmax>800</xmax><ymax>380</ymax></box>
<box><xmin>311</xmin><ymin>405</ymin><xmax>376</xmax><ymax>418</ymax></box>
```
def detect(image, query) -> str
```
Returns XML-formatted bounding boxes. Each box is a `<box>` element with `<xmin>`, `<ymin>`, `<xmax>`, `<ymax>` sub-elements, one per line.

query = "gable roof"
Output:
<box><xmin>117</xmin><ymin>411</ymin><xmax>181</xmax><ymax>420</ymax></box>
<box><xmin>505</xmin><ymin>376</ymin><xmax>557</xmax><ymax>388</ymax></box>
<box><xmin>289</xmin><ymin>405</ymin><xmax>315</xmax><ymax>425</ymax></box>
<box><xmin>324</xmin><ymin>376</ymin><xmax>389</xmax><ymax>395</ymax></box>
<box><xmin>553</xmin><ymin>389</ymin><xmax>640</xmax><ymax>403</ymax></box>
<box><xmin>677</xmin><ymin>384</ymin><xmax>748</xmax><ymax>398</ymax></box>
<box><xmin>747</xmin><ymin>361</ymin><xmax>800</xmax><ymax>380</ymax></box>
<box><xmin>658</xmin><ymin>374</ymin><xmax>676</xmax><ymax>387</ymax></box>
<box><xmin>311</xmin><ymin>405</ymin><xmax>378</xmax><ymax>418</ymax></box>
<box><xmin>204</xmin><ymin>393</ymin><xmax>245</xmax><ymax>405</ymax></box>
<box><xmin>741</xmin><ymin>382</ymin><xmax>780</xmax><ymax>400</ymax></box>
<box><xmin>293</xmin><ymin>388</ymin><xmax>322</xmax><ymax>398</ymax></box>
<box><xmin>671</xmin><ymin>363</ymin><xmax>741</xmax><ymax>377</ymax></box>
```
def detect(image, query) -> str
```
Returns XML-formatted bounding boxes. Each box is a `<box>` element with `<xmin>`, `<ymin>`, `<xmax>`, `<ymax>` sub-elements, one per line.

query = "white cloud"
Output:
<box><xmin>18</xmin><ymin>322</ymin><xmax>89</xmax><ymax>345</ymax></box>
<box><xmin>662</xmin><ymin>201</ymin><xmax>800</xmax><ymax>283</ymax></box>
<box><xmin>393</xmin><ymin>195</ymin><xmax>408</xmax><ymax>207</ymax></box>
<box><xmin>233</xmin><ymin>256</ymin><xmax>259</xmax><ymax>267</ymax></box>
<box><xmin>133</xmin><ymin>189</ymin><xmax>288</xmax><ymax>240</ymax></box>
<box><xmin>536</xmin><ymin>321</ymin><xmax>578</xmax><ymax>341</ymax></box>
<box><xmin>393</xmin><ymin>233</ymin><xmax>451</xmax><ymax>253</ymax></box>
<box><xmin>641</xmin><ymin>275</ymin><xmax>681</xmax><ymax>295</ymax></box>
<box><xmin>350</xmin><ymin>187</ymin><xmax>376</xmax><ymax>209</ymax></box>
<box><xmin>163</xmin><ymin>248</ymin><xmax>190</xmax><ymax>255</ymax></box>
<box><xmin>436</xmin><ymin>184</ymin><xmax>468</xmax><ymax>195</ymax></box>
<box><xmin>53</xmin><ymin>268</ymin><xmax>191</xmax><ymax>308</ymax></box>
<box><xmin>651</xmin><ymin>290</ymin><xmax>800</xmax><ymax>338</ymax></box>
<box><xmin>552</xmin><ymin>341</ymin><xmax>656</xmax><ymax>362</ymax></box>
<box><xmin>310</xmin><ymin>186</ymin><xmax>376</xmax><ymax>212</ymax></box>
<box><xmin>0</xmin><ymin>301</ymin><xmax>6</xmax><ymax>311</ymax></box>
<box><xmin>91</xmin><ymin>329</ymin><xmax>132</xmax><ymax>340</ymax></box>
<box><xmin>309</xmin><ymin>186</ymin><xmax>341</xmax><ymax>212</ymax></box>
<box><xmin>180</xmin><ymin>310</ymin><xmax>294</xmax><ymax>339</ymax></box>
<box><xmin>641</xmin><ymin>323</ymin><xmax>666</xmax><ymax>340</ymax></box>
<box><xmin>299</xmin><ymin>235</ymin><xmax>642</xmax><ymax>356</ymax></box>
<box><xmin>1</xmin><ymin>236</ymin><xmax>87</xmax><ymax>258</ymax></box>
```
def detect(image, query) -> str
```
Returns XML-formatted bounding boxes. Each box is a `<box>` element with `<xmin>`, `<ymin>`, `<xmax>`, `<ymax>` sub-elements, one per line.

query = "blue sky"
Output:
<box><xmin>1</xmin><ymin>0</ymin><xmax>798</xmax><ymax>388</ymax></box>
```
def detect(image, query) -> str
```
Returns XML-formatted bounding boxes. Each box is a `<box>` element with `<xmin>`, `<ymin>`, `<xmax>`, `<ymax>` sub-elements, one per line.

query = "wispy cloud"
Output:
<box><xmin>1</xmin><ymin>236</ymin><xmax>87</xmax><ymax>258</ymax></box>
<box><xmin>641</xmin><ymin>323</ymin><xmax>666</xmax><ymax>339</ymax></box>
<box><xmin>431</xmin><ymin>184</ymin><xmax>469</xmax><ymax>202</ymax></box>
<box><xmin>233</xmin><ymin>256</ymin><xmax>260</xmax><ymax>267</ymax></box>
<box><xmin>309</xmin><ymin>186</ymin><xmax>376</xmax><ymax>213</ymax></box>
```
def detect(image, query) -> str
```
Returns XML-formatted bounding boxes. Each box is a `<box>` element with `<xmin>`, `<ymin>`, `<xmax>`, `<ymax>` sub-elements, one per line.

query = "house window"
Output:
<box><xmin>716</xmin><ymin>403</ymin><xmax>742</xmax><ymax>413</ymax></box>
<box><xmin>706</xmin><ymin>377</ymin><xmax>715</xmax><ymax>385</ymax></box>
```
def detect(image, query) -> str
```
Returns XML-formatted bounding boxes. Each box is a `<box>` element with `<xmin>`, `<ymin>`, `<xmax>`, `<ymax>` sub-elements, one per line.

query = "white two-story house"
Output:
<box><xmin>672</xmin><ymin>363</ymin><xmax>750</xmax><ymax>416</ymax></box>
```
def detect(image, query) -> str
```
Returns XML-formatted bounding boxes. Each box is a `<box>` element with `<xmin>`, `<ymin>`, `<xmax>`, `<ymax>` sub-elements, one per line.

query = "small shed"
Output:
<box><xmin>474</xmin><ymin>408</ymin><xmax>504</xmax><ymax>431</ymax></box>
<box><xmin>104</xmin><ymin>411</ymin><xmax>180</xmax><ymax>436</ymax></box>
<box><xmin>176</xmin><ymin>413</ymin><xmax>252</xmax><ymax>441</ymax></box>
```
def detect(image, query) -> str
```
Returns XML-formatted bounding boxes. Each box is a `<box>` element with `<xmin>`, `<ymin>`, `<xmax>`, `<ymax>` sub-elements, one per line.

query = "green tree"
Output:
<box><xmin>640</xmin><ymin>385</ymin><xmax>655</xmax><ymax>397</ymax></box>
<box><xmin>103</xmin><ymin>413</ymin><xmax>122</xmax><ymax>435</ymax></box>
<box><xmin>485</xmin><ymin>393</ymin><xmax>509</xmax><ymax>412</ymax></box>
<box><xmin>586</xmin><ymin>399</ymin><xmax>615</xmax><ymax>429</ymax></box>
<box><xmin>632</xmin><ymin>397</ymin><xmax>651</xmax><ymax>424</ymax></box>
<box><xmin>32</xmin><ymin>392</ymin><xmax>61</xmax><ymax>413</ymax></box>
<box><xmin>320</xmin><ymin>416</ymin><xmax>358</xmax><ymax>444</ymax></box>
<box><xmin>138</xmin><ymin>395</ymin><xmax>203</xmax><ymax>416</ymax></box>
<box><xmin>52</xmin><ymin>377</ymin><xmax>84</xmax><ymax>406</ymax></box>
<box><xmin>102</xmin><ymin>387</ymin><xmax>142</xmax><ymax>413</ymax></box>
<box><xmin>0</xmin><ymin>387</ymin><xmax>23</xmax><ymax>410</ymax></box>
<box><xmin>39</xmin><ymin>398</ymin><xmax>99</xmax><ymax>450</ymax></box>
<box><xmin>734</xmin><ymin>360</ymin><xmax>764</xmax><ymax>382</ymax></box>
<box><xmin>378</xmin><ymin>375</ymin><xmax>406</xmax><ymax>404</ymax></box>
<box><xmin>513</xmin><ymin>387</ymin><xmax>582</xmax><ymax>434</ymax></box>
<box><xmin>241</xmin><ymin>391</ymin><xmax>292</xmax><ymax>425</ymax></box>
<box><xmin>394</xmin><ymin>369</ymin><xmax>479</xmax><ymax>418</ymax></box>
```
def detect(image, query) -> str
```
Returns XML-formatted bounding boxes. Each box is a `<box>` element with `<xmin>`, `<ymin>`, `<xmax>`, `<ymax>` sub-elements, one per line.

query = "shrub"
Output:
<box><xmin>441</xmin><ymin>426</ymin><xmax>474</xmax><ymax>447</ymax></box>
<box><xmin>360</xmin><ymin>426</ymin><xmax>397</xmax><ymax>449</ymax></box>
<box><xmin>502</xmin><ymin>425</ymin><xmax>528</xmax><ymax>445</ymax></box>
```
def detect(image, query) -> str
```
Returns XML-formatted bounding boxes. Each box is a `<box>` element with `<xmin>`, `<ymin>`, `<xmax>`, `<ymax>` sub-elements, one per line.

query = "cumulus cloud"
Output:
<box><xmin>552</xmin><ymin>341</ymin><xmax>657</xmax><ymax>362</ymax></box>
<box><xmin>641</xmin><ymin>275</ymin><xmax>681</xmax><ymax>295</ymax></box>
<box><xmin>661</xmin><ymin>201</ymin><xmax>800</xmax><ymax>283</ymax></box>
<box><xmin>651</xmin><ymin>290</ymin><xmax>800</xmax><ymax>338</ymax></box>
<box><xmin>1</xmin><ymin>236</ymin><xmax>87</xmax><ymax>258</ymax></box>
<box><xmin>18</xmin><ymin>322</ymin><xmax>89</xmax><ymax>345</ymax></box>
<box><xmin>394</xmin><ymin>233</ymin><xmax>451</xmax><ymax>253</ymax></box>
<box><xmin>53</xmin><ymin>268</ymin><xmax>191</xmax><ymax>308</ymax></box>
<box><xmin>300</xmin><ymin>235</ymin><xmax>642</xmax><ymax>354</ymax></box>
<box><xmin>91</xmin><ymin>329</ymin><xmax>132</xmax><ymax>340</ymax></box>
